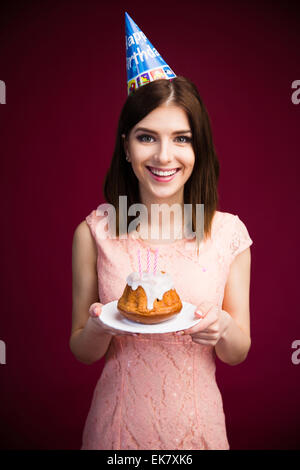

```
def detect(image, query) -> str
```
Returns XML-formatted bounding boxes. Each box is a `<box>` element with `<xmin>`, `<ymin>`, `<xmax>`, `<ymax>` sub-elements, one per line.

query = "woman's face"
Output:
<box><xmin>124</xmin><ymin>104</ymin><xmax>195</xmax><ymax>205</ymax></box>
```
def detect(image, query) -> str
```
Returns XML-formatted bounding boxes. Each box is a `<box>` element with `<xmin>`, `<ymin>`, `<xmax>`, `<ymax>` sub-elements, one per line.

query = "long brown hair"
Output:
<box><xmin>104</xmin><ymin>76</ymin><xmax>220</xmax><ymax>246</ymax></box>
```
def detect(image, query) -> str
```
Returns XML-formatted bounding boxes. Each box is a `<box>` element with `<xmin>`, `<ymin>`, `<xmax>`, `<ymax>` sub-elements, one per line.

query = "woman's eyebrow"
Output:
<box><xmin>134</xmin><ymin>127</ymin><xmax>192</xmax><ymax>135</ymax></box>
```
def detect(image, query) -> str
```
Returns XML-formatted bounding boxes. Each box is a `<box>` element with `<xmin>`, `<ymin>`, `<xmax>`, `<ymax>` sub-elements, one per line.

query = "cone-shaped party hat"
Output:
<box><xmin>125</xmin><ymin>12</ymin><xmax>176</xmax><ymax>95</ymax></box>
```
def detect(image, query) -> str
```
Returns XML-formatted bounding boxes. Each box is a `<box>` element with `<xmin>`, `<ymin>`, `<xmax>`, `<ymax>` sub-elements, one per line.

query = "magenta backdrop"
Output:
<box><xmin>0</xmin><ymin>0</ymin><xmax>299</xmax><ymax>450</ymax></box>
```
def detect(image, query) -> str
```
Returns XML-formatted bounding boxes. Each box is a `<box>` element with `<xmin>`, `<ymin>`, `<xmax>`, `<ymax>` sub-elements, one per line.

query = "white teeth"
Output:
<box><xmin>149</xmin><ymin>168</ymin><xmax>177</xmax><ymax>176</ymax></box>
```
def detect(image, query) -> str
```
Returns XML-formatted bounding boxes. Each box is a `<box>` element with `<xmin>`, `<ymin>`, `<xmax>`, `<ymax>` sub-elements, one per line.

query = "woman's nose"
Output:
<box><xmin>153</xmin><ymin>141</ymin><xmax>172</xmax><ymax>165</ymax></box>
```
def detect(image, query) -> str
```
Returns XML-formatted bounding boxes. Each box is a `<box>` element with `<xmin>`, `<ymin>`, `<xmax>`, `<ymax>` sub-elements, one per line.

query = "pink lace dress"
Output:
<box><xmin>81</xmin><ymin>209</ymin><xmax>253</xmax><ymax>450</ymax></box>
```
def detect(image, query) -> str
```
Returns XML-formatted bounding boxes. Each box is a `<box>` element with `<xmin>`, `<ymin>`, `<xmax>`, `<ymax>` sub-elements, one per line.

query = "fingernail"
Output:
<box><xmin>195</xmin><ymin>311</ymin><xmax>204</xmax><ymax>318</ymax></box>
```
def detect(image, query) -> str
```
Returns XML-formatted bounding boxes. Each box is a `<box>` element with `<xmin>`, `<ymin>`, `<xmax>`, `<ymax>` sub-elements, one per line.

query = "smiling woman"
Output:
<box><xmin>71</xmin><ymin>76</ymin><xmax>253</xmax><ymax>451</ymax></box>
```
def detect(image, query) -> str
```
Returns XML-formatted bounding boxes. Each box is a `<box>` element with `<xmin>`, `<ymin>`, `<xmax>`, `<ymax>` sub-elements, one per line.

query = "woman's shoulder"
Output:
<box><xmin>85</xmin><ymin>206</ymin><xmax>120</xmax><ymax>244</ymax></box>
<box><xmin>214</xmin><ymin>209</ymin><xmax>250</xmax><ymax>226</ymax></box>
<box><xmin>212</xmin><ymin>210</ymin><xmax>238</xmax><ymax>232</ymax></box>
<box><xmin>72</xmin><ymin>219</ymin><xmax>98</xmax><ymax>260</ymax></box>
<box><xmin>213</xmin><ymin>210</ymin><xmax>253</xmax><ymax>259</ymax></box>
<box><xmin>212</xmin><ymin>210</ymin><xmax>252</xmax><ymax>241</ymax></box>
<box><xmin>73</xmin><ymin>218</ymin><xmax>94</xmax><ymax>240</ymax></box>
<box><xmin>86</xmin><ymin>207</ymin><xmax>107</xmax><ymax>225</ymax></box>
<box><xmin>214</xmin><ymin>209</ymin><xmax>237</xmax><ymax>220</ymax></box>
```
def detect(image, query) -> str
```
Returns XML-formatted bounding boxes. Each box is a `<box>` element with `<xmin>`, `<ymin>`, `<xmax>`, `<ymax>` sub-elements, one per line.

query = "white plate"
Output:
<box><xmin>99</xmin><ymin>300</ymin><xmax>202</xmax><ymax>334</ymax></box>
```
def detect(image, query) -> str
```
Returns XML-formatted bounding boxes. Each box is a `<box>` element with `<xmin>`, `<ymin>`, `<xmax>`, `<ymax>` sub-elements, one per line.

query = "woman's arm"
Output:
<box><xmin>69</xmin><ymin>221</ymin><xmax>113</xmax><ymax>365</ymax></box>
<box><xmin>181</xmin><ymin>247</ymin><xmax>251</xmax><ymax>366</ymax></box>
<box><xmin>215</xmin><ymin>247</ymin><xmax>251</xmax><ymax>365</ymax></box>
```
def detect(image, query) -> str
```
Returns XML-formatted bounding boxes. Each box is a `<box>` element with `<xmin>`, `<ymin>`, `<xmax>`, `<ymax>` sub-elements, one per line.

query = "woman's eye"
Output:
<box><xmin>137</xmin><ymin>134</ymin><xmax>154</xmax><ymax>143</ymax></box>
<box><xmin>176</xmin><ymin>136</ymin><xmax>192</xmax><ymax>143</ymax></box>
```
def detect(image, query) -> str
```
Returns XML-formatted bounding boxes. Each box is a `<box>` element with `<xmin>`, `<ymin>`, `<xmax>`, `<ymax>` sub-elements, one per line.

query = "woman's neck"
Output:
<box><xmin>136</xmin><ymin>194</ymin><xmax>185</xmax><ymax>244</ymax></box>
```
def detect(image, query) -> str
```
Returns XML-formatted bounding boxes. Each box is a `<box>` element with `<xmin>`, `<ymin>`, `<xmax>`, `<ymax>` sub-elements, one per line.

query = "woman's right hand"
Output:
<box><xmin>89</xmin><ymin>302</ymin><xmax>137</xmax><ymax>336</ymax></box>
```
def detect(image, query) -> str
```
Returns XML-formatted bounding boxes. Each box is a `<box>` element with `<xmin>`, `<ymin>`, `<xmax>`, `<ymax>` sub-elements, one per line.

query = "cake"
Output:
<box><xmin>117</xmin><ymin>270</ymin><xmax>182</xmax><ymax>324</ymax></box>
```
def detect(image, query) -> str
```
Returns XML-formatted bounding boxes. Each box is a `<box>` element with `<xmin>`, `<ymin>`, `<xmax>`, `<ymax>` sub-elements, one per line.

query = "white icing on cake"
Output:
<box><xmin>126</xmin><ymin>271</ymin><xmax>174</xmax><ymax>310</ymax></box>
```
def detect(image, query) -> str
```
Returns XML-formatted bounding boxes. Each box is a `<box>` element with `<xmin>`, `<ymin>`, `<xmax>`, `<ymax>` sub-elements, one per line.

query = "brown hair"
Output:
<box><xmin>104</xmin><ymin>76</ymin><xmax>219</xmax><ymax>247</ymax></box>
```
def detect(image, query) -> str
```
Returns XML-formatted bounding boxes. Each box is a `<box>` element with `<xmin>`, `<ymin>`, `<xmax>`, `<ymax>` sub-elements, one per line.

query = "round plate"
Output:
<box><xmin>99</xmin><ymin>300</ymin><xmax>202</xmax><ymax>334</ymax></box>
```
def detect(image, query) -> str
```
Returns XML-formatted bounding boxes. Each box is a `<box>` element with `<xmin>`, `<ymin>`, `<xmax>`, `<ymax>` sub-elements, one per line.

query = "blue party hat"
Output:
<box><xmin>125</xmin><ymin>12</ymin><xmax>176</xmax><ymax>95</ymax></box>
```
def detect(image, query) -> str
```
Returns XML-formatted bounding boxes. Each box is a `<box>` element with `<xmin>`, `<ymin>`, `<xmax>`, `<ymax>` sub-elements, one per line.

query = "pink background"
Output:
<box><xmin>0</xmin><ymin>0</ymin><xmax>299</xmax><ymax>449</ymax></box>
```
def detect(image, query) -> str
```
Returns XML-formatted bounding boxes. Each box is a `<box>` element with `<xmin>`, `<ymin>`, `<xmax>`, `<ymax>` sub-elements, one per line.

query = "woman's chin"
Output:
<box><xmin>139</xmin><ymin>179</ymin><xmax>184</xmax><ymax>204</ymax></box>
<box><xmin>148</xmin><ymin>189</ymin><xmax>179</xmax><ymax>202</ymax></box>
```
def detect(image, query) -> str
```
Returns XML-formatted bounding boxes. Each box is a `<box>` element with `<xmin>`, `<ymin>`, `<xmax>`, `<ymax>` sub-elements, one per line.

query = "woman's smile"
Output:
<box><xmin>146</xmin><ymin>165</ymin><xmax>181</xmax><ymax>182</ymax></box>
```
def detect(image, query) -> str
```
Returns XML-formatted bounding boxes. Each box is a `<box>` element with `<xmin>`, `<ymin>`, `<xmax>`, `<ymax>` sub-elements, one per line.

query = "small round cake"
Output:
<box><xmin>117</xmin><ymin>270</ymin><xmax>182</xmax><ymax>324</ymax></box>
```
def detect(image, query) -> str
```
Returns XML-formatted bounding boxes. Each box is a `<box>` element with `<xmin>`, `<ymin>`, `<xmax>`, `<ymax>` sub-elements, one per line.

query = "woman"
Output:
<box><xmin>70</xmin><ymin>76</ymin><xmax>253</xmax><ymax>450</ymax></box>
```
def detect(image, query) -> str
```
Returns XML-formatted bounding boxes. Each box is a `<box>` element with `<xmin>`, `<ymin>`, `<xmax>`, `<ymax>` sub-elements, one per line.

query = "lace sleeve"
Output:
<box><xmin>229</xmin><ymin>215</ymin><xmax>253</xmax><ymax>263</ymax></box>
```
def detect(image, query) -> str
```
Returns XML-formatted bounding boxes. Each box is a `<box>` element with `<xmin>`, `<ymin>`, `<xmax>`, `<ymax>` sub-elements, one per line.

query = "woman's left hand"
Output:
<box><xmin>178</xmin><ymin>301</ymin><xmax>231</xmax><ymax>346</ymax></box>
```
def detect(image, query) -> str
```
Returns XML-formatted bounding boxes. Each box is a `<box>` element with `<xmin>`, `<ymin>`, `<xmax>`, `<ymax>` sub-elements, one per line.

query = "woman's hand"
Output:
<box><xmin>178</xmin><ymin>301</ymin><xmax>232</xmax><ymax>346</ymax></box>
<box><xmin>89</xmin><ymin>302</ymin><xmax>137</xmax><ymax>337</ymax></box>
